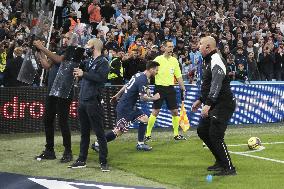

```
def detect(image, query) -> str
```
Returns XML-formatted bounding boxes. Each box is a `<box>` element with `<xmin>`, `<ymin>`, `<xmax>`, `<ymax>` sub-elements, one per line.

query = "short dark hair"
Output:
<box><xmin>146</xmin><ymin>61</ymin><xmax>160</xmax><ymax>70</ymax></box>
<box><xmin>162</xmin><ymin>39</ymin><xmax>173</xmax><ymax>47</ymax></box>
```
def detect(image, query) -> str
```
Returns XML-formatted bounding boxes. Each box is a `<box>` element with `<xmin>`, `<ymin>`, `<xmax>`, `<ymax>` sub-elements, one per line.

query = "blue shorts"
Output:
<box><xmin>116</xmin><ymin>106</ymin><xmax>146</xmax><ymax>128</ymax></box>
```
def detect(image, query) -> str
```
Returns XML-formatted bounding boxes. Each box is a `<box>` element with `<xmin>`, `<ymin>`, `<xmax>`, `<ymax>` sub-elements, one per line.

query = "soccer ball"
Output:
<box><xmin>248</xmin><ymin>137</ymin><xmax>262</xmax><ymax>150</ymax></box>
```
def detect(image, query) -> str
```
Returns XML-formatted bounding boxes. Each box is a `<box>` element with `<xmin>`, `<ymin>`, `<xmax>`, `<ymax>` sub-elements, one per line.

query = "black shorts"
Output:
<box><xmin>152</xmin><ymin>85</ymin><xmax>178</xmax><ymax>110</ymax></box>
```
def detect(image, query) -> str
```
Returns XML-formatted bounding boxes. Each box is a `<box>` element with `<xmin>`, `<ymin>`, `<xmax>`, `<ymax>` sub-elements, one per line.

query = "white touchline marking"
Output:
<box><xmin>29</xmin><ymin>178</ymin><xmax>137</xmax><ymax>189</ymax></box>
<box><xmin>230</xmin><ymin>146</ymin><xmax>266</xmax><ymax>154</ymax></box>
<box><xmin>204</xmin><ymin>142</ymin><xmax>284</xmax><ymax>164</ymax></box>
<box><xmin>230</xmin><ymin>151</ymin><xmax>284</xmax><ymax>164</ymax></box>
<box><xmin>205</xmin><ymin>146</ymin><xmax>266</xmax><ymax>154</ymax></box>
<box><xmin>227</xmin><ymin>141</ymin><xmax>284</xmax><ymax>147</ymax></box>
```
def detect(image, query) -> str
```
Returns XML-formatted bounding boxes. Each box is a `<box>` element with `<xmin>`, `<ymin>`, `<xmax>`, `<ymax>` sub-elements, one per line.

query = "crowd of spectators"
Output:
<box><xmin>0</xmin><ymin>0</ymin><xmax>284</xmax><ymax>87</ymax></box>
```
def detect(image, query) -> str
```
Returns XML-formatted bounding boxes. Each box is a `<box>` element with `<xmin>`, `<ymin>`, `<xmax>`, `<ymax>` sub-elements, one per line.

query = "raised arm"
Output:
<box><xmin>33</xmin><ymin>40</ymin><xmax>64</xmax><ymax>63</ymax></box>
<box><xmin>35</xmin><ymin>51</ymin><xmax>53</xmax><ymax>69</ymax></box>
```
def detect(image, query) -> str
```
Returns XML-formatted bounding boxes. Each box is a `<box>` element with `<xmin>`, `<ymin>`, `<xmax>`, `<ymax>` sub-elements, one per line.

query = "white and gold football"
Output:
<box><xmin>248</xmin><ymin>137</ymin><xmax>262</xmax><ymax>150</ymax></box>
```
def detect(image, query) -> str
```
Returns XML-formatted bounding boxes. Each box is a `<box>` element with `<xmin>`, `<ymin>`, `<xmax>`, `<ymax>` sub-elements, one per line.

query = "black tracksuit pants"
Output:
<box><xmin>78</xmin><ymin>99</ymin><xmax>108</xmax><ymax>165</ymax></box>
<box><xmin>44</xmin><ymin>96</ymin><xmax>72</xmax><ymax>152</ymax></box>
<box><xmin>197</xmin><ymin>98</ymin><xmax>236</xmax><ymax>170</ymax></box>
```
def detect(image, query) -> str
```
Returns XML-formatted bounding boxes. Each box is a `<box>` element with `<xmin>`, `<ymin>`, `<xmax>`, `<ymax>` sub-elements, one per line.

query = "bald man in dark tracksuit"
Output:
<box><xmin>192</xmin><ymin>36</ymin><xmax>236</xmax><ymax>176</ymax></box>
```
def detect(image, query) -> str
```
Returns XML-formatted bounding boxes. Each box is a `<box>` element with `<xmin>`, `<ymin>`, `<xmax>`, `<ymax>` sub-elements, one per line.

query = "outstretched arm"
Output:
<box><xmin>110</xmin><ymin>85</ymin><xmax>127</xmax><ymax>104</ymax></box>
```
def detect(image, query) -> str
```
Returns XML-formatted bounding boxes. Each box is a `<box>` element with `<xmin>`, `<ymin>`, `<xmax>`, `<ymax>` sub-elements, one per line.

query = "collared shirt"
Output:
<box><xmin>154</xmin><ymin>55</ymin><xmax>182</xmax><ymax>86</ymax></box>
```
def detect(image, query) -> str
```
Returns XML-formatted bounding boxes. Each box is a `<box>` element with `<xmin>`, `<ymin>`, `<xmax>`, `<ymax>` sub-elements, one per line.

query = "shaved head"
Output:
<box><xmin>86</xmin><ymin>38</ymin><xmax>104</xmax><ymax>51</ymax></box>
<box><xmin>200</xmin><ymin>36</ymin><xmax>217</xmax><ymax>48</ymax></box>
<box><xmin>199</xmin><ymin>36</ymin><xmax>217</xmax><ymax>57</ymax></box>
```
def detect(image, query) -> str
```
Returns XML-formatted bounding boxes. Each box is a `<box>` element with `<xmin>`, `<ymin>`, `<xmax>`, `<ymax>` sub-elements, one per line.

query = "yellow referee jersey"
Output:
<box><xmin>154</xmin><ymin>55</ymin><xmax>182</xmax><ymax>86</ymax></box>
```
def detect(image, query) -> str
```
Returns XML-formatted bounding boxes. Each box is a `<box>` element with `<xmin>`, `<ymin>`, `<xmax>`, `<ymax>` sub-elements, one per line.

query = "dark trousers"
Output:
<box><xmin>44</xmin><ymin>96</ymin><xmax>72</xmax><ymax>152</ymax></box>
<box><xmin>197</xmin><ymin>98</ymin><xmax>236</xmax><ymax>170</ymax></box>
<box><xmin>78</xmin><ymin>99</ymin><xmax>108</xmax><ymax>164</ymax></box>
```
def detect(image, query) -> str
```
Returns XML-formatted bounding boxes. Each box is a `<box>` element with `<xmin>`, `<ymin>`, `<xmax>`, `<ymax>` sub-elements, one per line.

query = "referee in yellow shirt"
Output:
<box><xmin>145</xmin><ymin>40</ymin><xmax>187</xmax><ymax>140</ymax></box>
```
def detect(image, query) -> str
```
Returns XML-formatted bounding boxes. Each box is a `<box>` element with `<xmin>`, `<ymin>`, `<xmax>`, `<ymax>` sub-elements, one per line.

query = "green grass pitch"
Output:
<box><xmin>1</xmin><ymin>123</ymin><xmax>284</xmax><ymax>189</ymax></box>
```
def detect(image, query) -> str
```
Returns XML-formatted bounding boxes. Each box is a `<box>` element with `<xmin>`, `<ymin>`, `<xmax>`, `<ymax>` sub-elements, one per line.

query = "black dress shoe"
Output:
<box><xmin>213</xmin><ymin>168</ymin><xmax>237</xmax><ymax>176</ymax></box>
<box><xmin>207</xmin><ymin>162</ymin><xmax>223</xmax><ymax>171</ymax></box>
<box><xmin>35</xmin><ymin>150</ymin><xmax>56</xmax><ymax>160</ymax></box>
<box><xmin>100</xmin><ymin>163</ymin><xmax>110</xmax><ymax>172</ymax></box>
<box><xmin>60</xmin><ymin>151</ymin><xmax>73</xmax><ymax>163</ymax></box>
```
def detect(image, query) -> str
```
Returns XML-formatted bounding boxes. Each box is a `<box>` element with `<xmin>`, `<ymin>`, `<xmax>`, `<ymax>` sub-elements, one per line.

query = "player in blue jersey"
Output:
<box><xmin>93</xmin><ymin>61</ymin><xmax>160</xmax><ymax>151</ymax></box>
